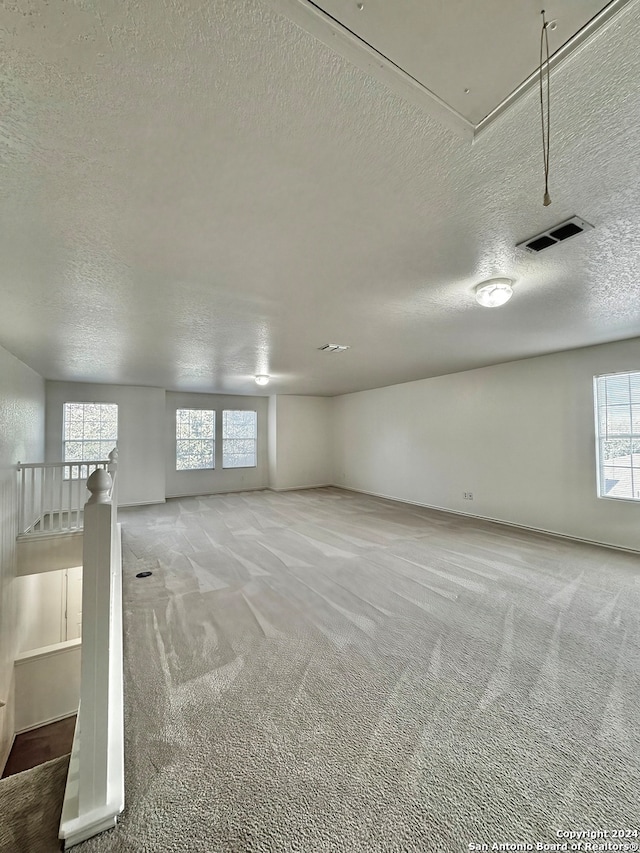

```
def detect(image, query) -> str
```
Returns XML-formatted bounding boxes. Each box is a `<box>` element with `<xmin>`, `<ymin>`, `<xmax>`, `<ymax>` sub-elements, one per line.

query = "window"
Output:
<box><xmin>594</xmin><ymin>371</ymin><xmax>640</xmax><ymax>501</ymax></box>
<box><xmin>63</xmin><ymin>403</ymin><xmax>118</xmax><ymax>478</ymax></box>
<box><xmin>176</xmin><ymin>409</ymin><xmax>215</xmax><ymax>470</ymax></box>
<box><xmin>223</xmin><ymin>410</ymin><xmax>257</xmax><ymax>468</ymax></box>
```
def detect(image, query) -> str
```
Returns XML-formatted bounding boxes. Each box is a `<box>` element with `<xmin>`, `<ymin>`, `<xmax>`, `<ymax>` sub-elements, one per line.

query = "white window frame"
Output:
<box><xmin>222</xmin><ymin>410</ymin><xmax>257</xmax><ymax>469</ymax></box>
<box><xmin>176</xmin><ymin>408</ymin><xmax>216</xmax><ymax>471</ymax></box>
<box><xmin>594</xmin><ymin>370</ymin><xmax>640</xmax><ymax>502</ymax></box>
<box><xmin>63</xmin><ymin>402</ymin><xmax>118</xmax><ymax>479</ymax></box>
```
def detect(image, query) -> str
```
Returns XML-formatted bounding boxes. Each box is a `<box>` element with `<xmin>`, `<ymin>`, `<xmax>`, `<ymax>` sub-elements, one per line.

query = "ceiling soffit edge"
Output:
<box><xmin>265</xmin><ymin>0</ymin><xmax>635</xmax><ymax>142</ymax></box>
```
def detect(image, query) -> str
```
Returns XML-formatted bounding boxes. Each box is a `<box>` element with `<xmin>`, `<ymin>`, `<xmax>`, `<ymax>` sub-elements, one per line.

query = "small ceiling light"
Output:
<box><xmin>255</xmin><ymin>374</ymin><xmax>270</xmax><ymax>386</ymax></box>
<box><xmin>475</xmin><ymin>278</ymin><xmax>514</xmax><ymax>308</ymax></box>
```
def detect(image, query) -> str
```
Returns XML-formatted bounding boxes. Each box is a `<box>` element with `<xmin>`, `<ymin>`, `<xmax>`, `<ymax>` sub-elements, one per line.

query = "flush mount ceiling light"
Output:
<box><xmin>475</xmin><ymin>278</ymin><xmax>514</xmax><ymax>308</ymax></box>
<box><xmin>255</xmin><ymin>374</ymin><xmax>270</xmax><ymax>386</ymax></box>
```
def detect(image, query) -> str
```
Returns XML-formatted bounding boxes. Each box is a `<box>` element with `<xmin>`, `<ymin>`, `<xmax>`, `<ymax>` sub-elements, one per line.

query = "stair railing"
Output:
<box><xmin>17</xmin><ymin>457</ymin><xmax>113</xmax><ymax>536</ymax></box>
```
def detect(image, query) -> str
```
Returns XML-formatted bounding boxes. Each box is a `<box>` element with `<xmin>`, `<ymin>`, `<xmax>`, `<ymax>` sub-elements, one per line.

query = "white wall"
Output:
<box><xmin>333</xmin><ymin>338</ymin><xmax>640</xmax><ymax>552</ymax></box>
<box><xmin>0</xmin><ymin>344</ymin><xmax>45</xmax><ymax>767</ymax></box>
<box><xmin>46</xmin><ymin>382</ymin><xmax>166</xmax><ymax>506</ymax></box>
<box><xmin>268</xmin><ymin>395</ymin><xmax>333</xmax><ymax>490</ymax></box>
<box><xmin>14</xmin><ymin>640</ymin><xmax>80</xmax><ymax>733</ymax></box>
<box><xmin>15</xmin><ymin>566</ymin><xmax>82</xmax><ymax>652</ymax></box>
<box><xmin>166</xmin><ymin>392</ymin><xmax>269</xmax><ymax>497</ymax></box>
<box><xmin>16</xmin><ymin>571</ymin><xmax>65</xmax><ymax>652</ymax></box>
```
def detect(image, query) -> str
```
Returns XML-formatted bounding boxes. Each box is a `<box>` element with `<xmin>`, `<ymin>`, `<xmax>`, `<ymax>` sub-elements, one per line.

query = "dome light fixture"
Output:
<box><xmin>255</xmin><ymin>374</ymin><xmax>270</xmax><ymax>386</ymax></box>
<box><xmin>475</xmin><ymin>278</ymin><xmax>514</xmax><ymax>308</ymax></box>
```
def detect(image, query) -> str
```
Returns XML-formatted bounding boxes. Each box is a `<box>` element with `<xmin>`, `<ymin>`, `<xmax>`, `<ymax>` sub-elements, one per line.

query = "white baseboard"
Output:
<box><xmin>269</xmin><ymin>483</ymin><xmax>332</xmax><ymax>492</ymax></box>
<box><xmin>15</xmin><ymin>711</ymin><xmax>77</xmax><ymax>736</ymax></box>
<box><xmin>118</xmin><ymin>498</ymin><xmax>166</xmax><ymax>508</ymax></box>
<box><xmin>166</xmin><ymin>487</ymin><xmax>268</xmax><ymax>499</ymax></box>
<box><xmin>332</xmin><ymin>484</ymin><xmax>640</xmax><ymax>555</ymax></box>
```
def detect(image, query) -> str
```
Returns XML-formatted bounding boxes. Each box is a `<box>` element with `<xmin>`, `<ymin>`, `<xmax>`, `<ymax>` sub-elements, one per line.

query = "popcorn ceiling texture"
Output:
<box><xmin>0</xmin><ymin>1</ymin><xmax>639</xmax><ymax>394</ymax></box>
<box><xmin>58</xmin><ymin>488</ymin><xmax>640</xmax><ymax>852</ymax></box>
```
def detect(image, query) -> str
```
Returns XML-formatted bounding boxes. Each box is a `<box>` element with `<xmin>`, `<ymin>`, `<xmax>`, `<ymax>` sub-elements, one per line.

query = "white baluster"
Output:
<box><xmin>31</xmin><ymin>468</ymin><xmax>36</xmax><ymax>532</ymax></box>
<box><xmin>43</xmin><ymin>466</ymin><xmax>48</xmax><ymax>532</ymax></box>
<box><xmin>58</xmin><ymin>464</ymin><xmax>64</xmax><ymax>530</ymax></box>
<box><xmin>66</xmin><ymin>464</ymin><xmax>72</xmax><ymax>530</ymax></box>
<box><xmin>18</xmin><ymin>464</ymin><xmax>24</xmax><ymax>535</ymax></box>
<box><xmin>76</xmin><ymin>468</ymin><xmax>82</xmax><ymax>529</ymax></box>
<box><xmin>107</xmin><ymin>447</ymin><xmax>118</xmax><ymax>504</ymax></box>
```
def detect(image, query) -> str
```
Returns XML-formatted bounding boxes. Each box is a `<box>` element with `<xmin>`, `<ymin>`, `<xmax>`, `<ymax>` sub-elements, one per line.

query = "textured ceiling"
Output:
<box><xmin>277</xmin><ymin>0</ymin><xmax>619</xmax><ymax>127</ymax></box>
<box><xmin>0</xmin><ymin>0</ymin><xmax>639</xmax><ymax>397</ymax></box>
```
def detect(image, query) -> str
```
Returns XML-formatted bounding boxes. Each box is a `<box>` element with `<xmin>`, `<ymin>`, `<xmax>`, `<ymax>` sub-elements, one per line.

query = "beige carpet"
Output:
<box><xmin>0</xmin><ymin>754</ymin><xmax>69</xmax><ymax>853</ymax></box>
<box><xmin>69</xmin><ymin>487</ymin><xmax>639</xmax><ymax>852</ymax></box>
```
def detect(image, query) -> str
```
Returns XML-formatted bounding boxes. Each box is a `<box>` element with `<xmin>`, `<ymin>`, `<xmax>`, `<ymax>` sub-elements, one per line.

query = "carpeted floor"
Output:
<box><xmin>42</xmin><ymin>488</ymin><xmax>640</xmax><ymax>851</ymax></box>
<box><xmin>0</xmin><ymin>754</ymin><xmax>69</xmax><ymax>853</ymax></box>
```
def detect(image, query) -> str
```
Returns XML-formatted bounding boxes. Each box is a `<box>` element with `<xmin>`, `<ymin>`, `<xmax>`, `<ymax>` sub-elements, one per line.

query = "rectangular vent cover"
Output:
<box><xmin>517</xmin><ymin>216</ymin><xmax>594</xmax><ymax>254</ymax></box>
<box><xmin>318</xmin><ymin>344</ymin><xmax>350</xmax><ymax>353</ymax></box>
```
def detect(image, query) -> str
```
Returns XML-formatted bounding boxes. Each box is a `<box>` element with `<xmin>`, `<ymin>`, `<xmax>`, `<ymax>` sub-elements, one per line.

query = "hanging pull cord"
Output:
<box><xmin>540</xmin><ymin>10</ymin><xmax>551</xmax><ymax>206</ymax></box>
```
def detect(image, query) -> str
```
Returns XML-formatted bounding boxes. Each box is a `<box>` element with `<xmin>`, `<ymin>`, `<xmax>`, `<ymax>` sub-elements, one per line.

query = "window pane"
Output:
<box><xmin>223</xmin><ymin>452</ymin><xmax>256</xmax><ymax>468</ymax></box>
<box><xmin>83</xmin><ymin>418</ymin><xmax>101</xmax><ymax>440</ymax></box>
<box><xmin>223</xmin><ymin>447</ymin><xmax>256</xmax><ymax>468</ymax></box>
<box><xmin>63</xmin><ymin>403</ymin><xmax>118</xmax><ymax>475</ymax></box>
<box><xmin>224</xmin><ymin>439</ymin><xmax>254</xmax><ymax>455</ymax></box>
<box><xmin>82</xmin><ymin>441</ymin><xmax>102</xmax><ymax>460</ymax></box>
<box><xmin>176</xmin><ymin>439</ymin><xmax>193</xmax><ymax>470</ymax></box>
<box><xmin>100</xmin><ymin>411</ymin><xmax>118</xmax><ymax>438</ymax></box>
<box><xmin>606</xmin><ymin>405</ymin><xmax>631</xmax><ymax>436</ymax></box>
<box><xmin>222</xmin><ymin>410</ymin><xmax>256</xmax><ymax>468</ymax></box>
<box><xmin>66</xmin><ymin>403</ymin><xmax>83</xmax><ymax>422</ymax></box>
<box><xmin>175</xmin><ymin>410</ymin><xmax>215</xmax><ymax>470</ymax></box>
<box><xmin>601</xmin><ymin>467</ymin><xmax>633</xmax><ymax>499</ymax></box>
<box><xmin>604</xmin><ymin>375</ymin><xmax>630</xmax><ymax>405</ymax></box>
<box><xmin>223</xmin><ymin>410</ymin><xmax>257</xmax><ymax>439</ymax></box>
<box><xmin>176</xmin><ymin>409</ymin><xmax>189</xmax><ymax>438</ymax></box>
<box><xmin>601</xmin><ymin>439</ymin><xmax>631</xmax><ymax>464</ymax></box>
<box><xmin>595</xmin><ymin>372</ymin><xmax>640</xmax><ymax>501</ymax></box>
<box><xmin>64</xmin><ymin>441</ymin><xmax>85</xmax><ymax>462</ymax></box>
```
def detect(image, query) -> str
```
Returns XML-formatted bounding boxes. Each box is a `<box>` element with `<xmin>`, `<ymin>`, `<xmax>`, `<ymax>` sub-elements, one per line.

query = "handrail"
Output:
<box><xmin>17</xmin><ymin>460</ymin><xmax>110</xmax><ymax>470</ymax></box>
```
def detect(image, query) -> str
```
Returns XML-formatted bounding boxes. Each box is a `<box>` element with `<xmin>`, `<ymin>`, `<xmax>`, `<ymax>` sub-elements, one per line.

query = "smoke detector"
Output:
<box><xmin>517</xmin><ymin>216</ymin><xmax>594</xmax><ymax>253</ymax></box>
<box><xmin>318</xmin><ymin>344</ymin><xmax>350</xmax><ymax>353</ymax></box>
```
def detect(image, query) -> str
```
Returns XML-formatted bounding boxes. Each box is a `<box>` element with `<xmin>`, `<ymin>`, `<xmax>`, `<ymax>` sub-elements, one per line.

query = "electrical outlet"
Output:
<box><xmin>468</xmin><ymin>492</ymin><xmax>473</xmax><ymax>500</ymax></box>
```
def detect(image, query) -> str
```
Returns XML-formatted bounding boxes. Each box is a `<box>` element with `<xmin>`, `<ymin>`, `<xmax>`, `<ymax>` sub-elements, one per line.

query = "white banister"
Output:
<box><xmin>59</xmin><ymin>465</ymin><xmax>124</xmax><ymax>848</ymax></box>
<box><xmin>16</xmin><ymin>457</ymin><xmax>114</xmax><ymax>536</ymax></box>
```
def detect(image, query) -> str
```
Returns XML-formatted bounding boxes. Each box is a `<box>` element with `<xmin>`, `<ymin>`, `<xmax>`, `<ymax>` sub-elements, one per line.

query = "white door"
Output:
<box><xmin>65</xmin><ymin>566</ymin><xmax>83</xmax><ymax>641</ymax></box>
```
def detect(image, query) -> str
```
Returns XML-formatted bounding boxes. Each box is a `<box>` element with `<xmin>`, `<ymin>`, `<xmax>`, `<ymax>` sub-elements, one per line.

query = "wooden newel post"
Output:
<box><xmin>87</xmin><ymin>468</ymin><xmax>112</xmax><ymax>504</ymax></box>
<box><xmin>79</xmin><ymin>467</ymin><xmax>114</xmax><ymax>814</ymax></box>
<box><xmin>59</xmin><ymin>458</ymin><xmax>124</xmax><ymax>846</ymax></box>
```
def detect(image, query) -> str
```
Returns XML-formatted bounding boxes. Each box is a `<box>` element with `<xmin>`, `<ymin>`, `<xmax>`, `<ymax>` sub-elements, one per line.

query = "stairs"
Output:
<box><xmin>0</xmin><ymin>754</ymin><xmax>71</xmax><ymax>853</ymax></box>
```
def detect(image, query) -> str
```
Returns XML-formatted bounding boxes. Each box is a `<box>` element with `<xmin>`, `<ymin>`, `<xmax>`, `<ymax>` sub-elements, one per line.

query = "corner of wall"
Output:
<box><xmin>267</xmin><ymin>395</ymin><xmax>278</xmax><ymax>490</ymax></box>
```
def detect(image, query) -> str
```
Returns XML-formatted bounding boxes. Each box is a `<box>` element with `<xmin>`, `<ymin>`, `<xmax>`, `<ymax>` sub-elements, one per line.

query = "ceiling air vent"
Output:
<box><xmin>318</xmin><ymin>344</ymin><xmax>350</xmax><ymax>353</ymax></box>
<box><xmin>517</xmin><ymin>216</ymin><xmax>594</xmax><ymax>254</ymax></box>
